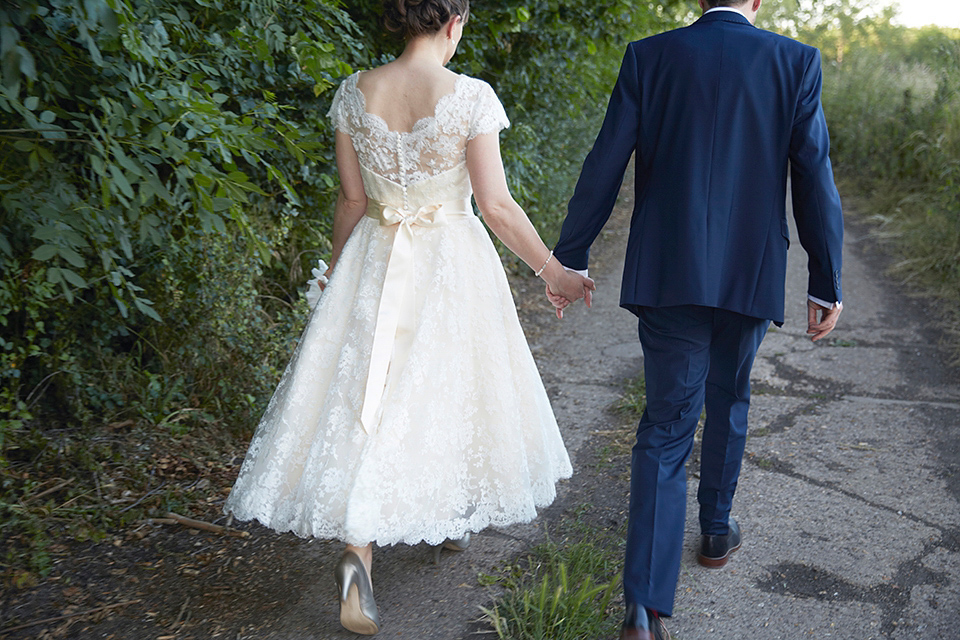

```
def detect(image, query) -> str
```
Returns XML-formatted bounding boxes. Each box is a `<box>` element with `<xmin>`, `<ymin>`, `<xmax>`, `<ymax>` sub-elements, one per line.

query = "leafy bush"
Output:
<box><xmin>0</xmin><ymin>0</ymin><xmax>686</xmax><ymax>577</ymax></box>
<box><xmin>1</xmin><ymin>0</ymin><xmax>358</xmax><ymax>427</ymax></box>
<box><xmin>1</xmin><ymin>0</ymin><xmax>365</xmax><ymax>576</ymax></box>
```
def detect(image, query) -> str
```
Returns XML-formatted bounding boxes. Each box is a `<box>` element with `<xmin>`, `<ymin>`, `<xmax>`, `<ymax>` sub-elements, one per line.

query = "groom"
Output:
<box><xmin>550</xmin><ymin>1</ymin><xmax>844</xmax><ymax>638</ymax></box>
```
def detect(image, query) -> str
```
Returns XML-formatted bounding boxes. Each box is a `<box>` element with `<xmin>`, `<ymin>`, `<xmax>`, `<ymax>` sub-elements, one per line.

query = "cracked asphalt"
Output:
<box><xmin>668</xmin><ymin>207</ymin><xmax>960</xmax><ymax>639</ymax></box>
<box><xmin>18</xmin><ymin>183</ymin><xmax>957</xmax><ymax>640</ymax></box>
<box><xmin>516</xmin><ymin>186</ymin><xmax>960</xmax><ymax>639</ymax></box>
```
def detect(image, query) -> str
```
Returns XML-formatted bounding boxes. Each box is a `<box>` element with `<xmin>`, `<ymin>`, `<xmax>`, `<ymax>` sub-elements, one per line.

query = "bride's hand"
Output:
<box><xmin>545</xmin><ymin>284</ymin><xmax>570</xmax><ymax>319</ymax></box>
<box><xmin>319</xmin><ymin>266</ymin><xmax>333</xmax><ymax>291</ymax></box>
<box><xmin>306</xmin><ymin>260</ymin><xmax>334</xmax><ymax>308</ymax></box>
<box><xmin>545</xmin><ymin>271</ymin><xmax>595</xmax><ymax>318</ymax></box>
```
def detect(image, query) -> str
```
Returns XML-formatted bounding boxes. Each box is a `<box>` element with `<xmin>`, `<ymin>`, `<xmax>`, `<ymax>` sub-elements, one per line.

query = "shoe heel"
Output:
<box><xmin>697</xmin><ymin>551</ymin><xmax>731</xmax><ymax>568</ymax></box>
<box><xmin>433</xmin><ymin>532</ymin><xmax>471</xmax><ymax>564</ymax></box>
<box><xmin>443</xmin><ymin>531</ymin><xmax>471</xmax><ymax>552</ymax></box>
<box><xmin>334</xmin><ymin>552</ymin><xmax>380</xmax><ymax>635</ymax></box>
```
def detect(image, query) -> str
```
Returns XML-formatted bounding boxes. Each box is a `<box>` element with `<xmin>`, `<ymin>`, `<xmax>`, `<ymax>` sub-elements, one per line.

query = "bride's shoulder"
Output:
<box><xmin>455</xmin><ymin>75</ymin><xmax>500</xmax><ymax>100</ymax></box>
<box><xmin>331</xmin><ymin>71</ymin><xmax>362</xmax><ymax>102</ymax></box>
<box><xmin>457</xmin><ymin>75</ymin><xmax>509</xmax><ymax>136</ymax></box>
<box><xmin>456</xmin><ymin>74</ymin><xmax>492</xmax><ymax>90</ymax></box>
<box><xmin>339</xmin><ymin>70</ymin><xmax>363</xmax><ymax>90</ymax></box>
<box><xmin>328</xmin><ymin>72</ymin><xmax>364</xmax><ymax>125</ymax></box>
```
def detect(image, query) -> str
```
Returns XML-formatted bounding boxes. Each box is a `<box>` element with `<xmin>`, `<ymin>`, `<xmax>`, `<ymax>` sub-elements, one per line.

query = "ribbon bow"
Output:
<box><xmin>379</xmin><ymin>203</ymin><xmax>445</xmax><ymax>228</ymax></box>
<box><xmin>359</xmin><ymin>199</ymin><xmax>470</xmax><ymax>433</ymax></box>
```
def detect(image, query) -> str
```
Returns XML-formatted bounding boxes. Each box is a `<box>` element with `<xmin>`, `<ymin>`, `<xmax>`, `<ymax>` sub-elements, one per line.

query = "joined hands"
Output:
<box><xmin>544</xmin><ymin>270</ymin><xmax>595</xmax><ymax>319</ymax></box>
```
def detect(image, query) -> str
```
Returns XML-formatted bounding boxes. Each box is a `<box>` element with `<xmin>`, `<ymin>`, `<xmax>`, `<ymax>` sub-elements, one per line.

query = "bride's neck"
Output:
<box><xmin>398</xmin><ymin>33</ymin><xmax>450</xmax><ymax>68</ymax></box>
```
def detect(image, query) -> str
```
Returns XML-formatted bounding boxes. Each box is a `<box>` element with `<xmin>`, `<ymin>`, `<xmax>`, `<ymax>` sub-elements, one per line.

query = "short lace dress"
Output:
<box><xmin>224</xmin><ymin>72</ymin><xmax>573</xmax><ymax>546</ymax></box>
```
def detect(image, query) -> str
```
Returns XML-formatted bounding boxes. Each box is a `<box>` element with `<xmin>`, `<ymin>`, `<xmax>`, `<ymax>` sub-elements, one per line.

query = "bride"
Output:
<box><xmin>224</xmin><ymin>0</ymin><xmax>594</xmax><ymax>634</ymax></box>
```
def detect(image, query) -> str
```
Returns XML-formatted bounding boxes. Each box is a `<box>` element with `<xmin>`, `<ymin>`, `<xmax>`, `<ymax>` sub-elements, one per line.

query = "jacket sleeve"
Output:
<box><xmin>553</xmin><ymin>43</ymin><xmax>641</xmax><ymax>270</ymax></box>
<box><xmin>789</xmin><ymin>48</ymin><xmax>844</xmax><ymax>304</ymax></box>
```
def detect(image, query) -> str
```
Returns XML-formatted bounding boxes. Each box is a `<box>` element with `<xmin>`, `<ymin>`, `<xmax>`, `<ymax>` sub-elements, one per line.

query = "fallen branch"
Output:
<box><xmin>0</xmin><ymin>600</ymin><xmax>141</xmax><ymax>635</ymax></box>
<box><xmin>53</xmin><ymin>490</ymin><xmax>94</xmax><ymax>512</ymax></box>
<box><xmin>172</xmin><ymin>596</ymin><xmax>191</xmax><ymax>629</ymax></box>
<box><xmin>22</xmin><ymin>477</ymin><xmax>75</xmax><ymax>504</ymax></box>
<box><xmin>160</xmin><ymin>512</ymin><xmax>250</xmax><ymax>538</ymax></box>
<box><xmin>837</xmin><ymin>443</ymin><xmax>881</xmax><ymax>452</ymax></box>
<box><xmin>119</xmin><ymin>481</ymin><xmax>168</xmax><ymax>514</ymax></box>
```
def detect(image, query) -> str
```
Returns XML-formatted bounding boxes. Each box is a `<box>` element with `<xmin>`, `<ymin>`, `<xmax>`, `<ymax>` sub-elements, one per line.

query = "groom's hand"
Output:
<box><xmin>807</xmin><ymin>299</ymin><xmax>843</xmax><ymax>342</ymax></box>
<box><xmin>545</xmin><ymin>274</ymin><xmax>595</xmax><ymax>319</ymax></box>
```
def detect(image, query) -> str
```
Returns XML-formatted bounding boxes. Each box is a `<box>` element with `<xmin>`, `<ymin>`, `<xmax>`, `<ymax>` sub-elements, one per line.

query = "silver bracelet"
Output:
<box><xmin>535</xmin><ymin>250</ymin><xmax>554</xmax><ymax>277</ymax></box>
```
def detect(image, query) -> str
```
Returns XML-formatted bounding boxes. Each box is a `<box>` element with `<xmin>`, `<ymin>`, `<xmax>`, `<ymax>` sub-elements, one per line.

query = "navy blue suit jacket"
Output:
<box><xmin>553</xmin><ymin>11</ymin><xmax>843</xmax><ymax>324</ymax></box>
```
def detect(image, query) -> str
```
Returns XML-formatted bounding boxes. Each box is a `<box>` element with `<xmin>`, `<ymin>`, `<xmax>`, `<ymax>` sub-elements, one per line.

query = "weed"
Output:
<box><xmin>480</xmin><ymin>533</ymin><xmax>622</xmax><ymax>640</ymax></box>
<box><xmin>616</xmin><ymin>373</ymin><xmax>647</xmax><ymax>419</ymax></box>
<box><xmin>829</xmin><ymin>339</ymin><xmax>859</xmax><ymax>347</ymax></box>
<box><xmin>754</xmin><ymin>456</ymin><xmax>775</xmax><ymax>470</ymax></box>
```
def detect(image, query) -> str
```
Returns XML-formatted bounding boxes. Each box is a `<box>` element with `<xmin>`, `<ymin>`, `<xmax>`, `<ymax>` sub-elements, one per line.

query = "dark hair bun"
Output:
<box><xmin>383</xmin><ymin>0</ymin><xmax>470</xmax><ymax>39</ymax></box>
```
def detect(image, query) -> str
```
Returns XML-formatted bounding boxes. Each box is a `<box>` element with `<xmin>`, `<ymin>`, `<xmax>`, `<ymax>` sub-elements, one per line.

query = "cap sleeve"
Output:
<box><xmin>326</xmin><ymin>74</ymin><xmax>355</xmax><ymax>134</ymax></box>
<box><xmin>468</xmin><ymin>81</ymin><xmax>510</xmax><ymax>139</ymax></box>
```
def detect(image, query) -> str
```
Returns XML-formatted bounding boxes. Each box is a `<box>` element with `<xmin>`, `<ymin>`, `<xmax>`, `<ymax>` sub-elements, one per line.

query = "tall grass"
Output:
<box><xmin>821</xmin><ymin>38</ymin><xmax>960</xmax><ymax>346</ymax></box>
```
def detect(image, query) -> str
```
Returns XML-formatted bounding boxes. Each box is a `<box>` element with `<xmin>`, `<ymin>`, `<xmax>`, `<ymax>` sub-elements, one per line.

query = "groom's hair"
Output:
<box><xmin>704</xmin><ymin>0</ymin><xmax>750</xmax><ymax>6</ymax></box>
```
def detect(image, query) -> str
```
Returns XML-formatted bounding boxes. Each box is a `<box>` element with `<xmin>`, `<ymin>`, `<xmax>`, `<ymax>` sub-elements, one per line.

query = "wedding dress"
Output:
<box><xmin>224</xmin><ymin>72</ymin><xmax>572</xmax><ymax>547</ymax></box>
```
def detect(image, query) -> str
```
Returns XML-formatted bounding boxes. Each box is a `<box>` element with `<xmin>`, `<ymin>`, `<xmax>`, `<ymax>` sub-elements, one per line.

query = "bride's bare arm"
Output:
<box><xmin>466</xmin><ymin>132</ymin><xmax>593</xmax><ymax>303</ymax></box>
<box><xmin>330</xmin><ymin>131</ymin><xmax>368</xmax><ymax>273</ymax></box>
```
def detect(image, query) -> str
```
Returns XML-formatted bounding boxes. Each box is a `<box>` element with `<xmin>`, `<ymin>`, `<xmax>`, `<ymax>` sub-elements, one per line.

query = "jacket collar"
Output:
<box><xmin>695</xmin><ymin>9</ymin><xmax>753</xmax><ymax>27</ymax></box>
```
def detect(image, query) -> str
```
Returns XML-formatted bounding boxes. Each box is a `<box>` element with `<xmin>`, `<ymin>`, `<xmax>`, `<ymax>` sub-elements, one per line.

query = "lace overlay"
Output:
<box><xmin>224</xmin><ymin>73</ymin><xmax>569</xmax><ymax>547</ymax></box>
<box><xmin>327</xmin><ymin>72</ymin><xmax>509</xmax><ymax>187</ymax></box>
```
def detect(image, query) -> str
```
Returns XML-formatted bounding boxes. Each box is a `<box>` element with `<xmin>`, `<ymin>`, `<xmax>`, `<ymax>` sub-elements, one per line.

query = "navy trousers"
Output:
<box><xmin>624</xmin><ymin>305</ymin><xmax>770</xmax><ymax>616</ymax></box>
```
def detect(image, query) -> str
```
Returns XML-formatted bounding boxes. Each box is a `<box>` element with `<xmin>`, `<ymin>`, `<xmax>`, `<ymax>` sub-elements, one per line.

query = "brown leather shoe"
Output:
<box><xmin>620</xmin><ymin>605</ymin><xmax>671</xmax><ymax>640</ymax></box>
<box><xmin>698</xmin><ymin>518</ymin><xmax>742</xmax><ymax>568</ymax></box>
<box><xmin>620</xmin><ymin>628</ymin><xmax>653</xmax><ymax>640</ymax></box>
<box><xmin>652</xmin><ymin>615</ymin><xmax>671</xmax><ymax>640</ymax></box>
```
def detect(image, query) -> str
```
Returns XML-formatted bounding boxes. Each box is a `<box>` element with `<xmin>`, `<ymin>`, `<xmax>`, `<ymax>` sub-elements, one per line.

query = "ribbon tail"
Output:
<box><xmin>359</xmin><ymin>224</ymin><xmax>415</xmax><ymax>433</ymax></box>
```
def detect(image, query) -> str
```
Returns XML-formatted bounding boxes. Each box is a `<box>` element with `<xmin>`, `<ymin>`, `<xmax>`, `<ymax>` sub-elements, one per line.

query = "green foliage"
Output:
<box><xmin>0</xmin><ymin>0</ymin><xmax>686</xmax><ymax>577</ymax></box>
<box><xmin>0</xmin><ymin>0</ymin><xmax>368</xmax><ymax>577</ymax></box>
<box><xmin>812</xmin><ymin>21</ymin><xmax>960</xmax><ymax>343</ymax></box>
<box><xmin>0</xmin><ymin>0</ymin><xmax>358</xmax><ymax>436</ymax></box>
<box><xmin>481</xmin><ymin>534</ymin><xmax>622</xmax><ymax>640</ymax></box>
<box><xmin>758</xmin><ymin>0</ymin><xmax>901</xmax><ymax>63</ymax></box>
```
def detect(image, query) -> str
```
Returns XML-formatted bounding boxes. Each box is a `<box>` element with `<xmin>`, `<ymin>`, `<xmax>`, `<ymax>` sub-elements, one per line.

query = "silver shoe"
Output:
<box><xmin>444</xmin><ymin>531</ymin><xmax>471</xmax><ymax>551</ymax></box>
<box><xmin>334</xmin><ymin>551</ymin><xmax>380</xmax><ymax>635</ymax></box>
<box><xmin>433</xmin><ymin>531</ymin><xmax>471</xmax><ymax>563</ymax></box>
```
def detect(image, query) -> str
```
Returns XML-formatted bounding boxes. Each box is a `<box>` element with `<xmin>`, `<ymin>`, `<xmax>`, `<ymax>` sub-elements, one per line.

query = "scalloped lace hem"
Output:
<box><xmin>224</xmin><ymin>477</ymin><xmax>569</xmax><ymax>548</ymax></box>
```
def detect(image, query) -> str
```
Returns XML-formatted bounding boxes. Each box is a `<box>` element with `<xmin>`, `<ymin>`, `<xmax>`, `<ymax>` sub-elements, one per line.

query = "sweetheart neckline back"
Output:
<box><xmin>353</xmin><ymin>72</ymin><xmax>467</xmax><ymax>135</ymax></box>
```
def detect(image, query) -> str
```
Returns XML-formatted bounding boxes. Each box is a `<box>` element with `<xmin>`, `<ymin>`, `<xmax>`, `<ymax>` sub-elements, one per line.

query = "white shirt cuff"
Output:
<box><xmin>808</xmin><ymin>294</ymin><xmax>841</xmax><ymax>309</ymax></box>
<box><xmin>563</xmin><ymin>265</ymin><xmax>588</xmax><ymax>277</ymax></box>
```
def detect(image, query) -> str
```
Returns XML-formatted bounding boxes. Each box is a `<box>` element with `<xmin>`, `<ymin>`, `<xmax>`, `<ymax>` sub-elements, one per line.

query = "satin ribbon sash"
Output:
<box><xmin>359</xmin><ymin>198</ymin><xmax>473</xmax><ymax>433</ymax></box>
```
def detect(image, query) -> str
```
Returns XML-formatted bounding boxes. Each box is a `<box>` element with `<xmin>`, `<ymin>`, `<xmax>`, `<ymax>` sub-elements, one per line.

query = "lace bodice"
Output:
<box><xmin>327</xmin><ymin>72</ymin><xmax>510</xmax><ymax>191</ymax></box>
